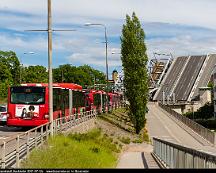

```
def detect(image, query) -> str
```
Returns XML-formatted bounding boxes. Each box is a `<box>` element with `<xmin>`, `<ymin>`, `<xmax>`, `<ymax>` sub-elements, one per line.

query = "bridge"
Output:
<box><xmin>0</xmin><ymin>102</ymin><xmax>216</xmax><ymax>168</ymax></box>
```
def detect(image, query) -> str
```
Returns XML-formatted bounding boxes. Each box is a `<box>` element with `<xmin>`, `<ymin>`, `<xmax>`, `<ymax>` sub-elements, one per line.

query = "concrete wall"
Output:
<box><xmin>184</xmin><ymin>102</ymin><xmax>200</xmax><ymax>114</ymax></box>
<box><xmin>200</xmin><ymin>89</ymin><xmax>211</xmax><ymax>107</ymax></box>
<box><xmin>64</xmin><ymin>118</ymin><xmax>97</xmax><ymax>135</ymax></box>
<box><xmin>172</xmin><ymin>108</ymin><xmax>182</xmax><ymax>114</ymax></box>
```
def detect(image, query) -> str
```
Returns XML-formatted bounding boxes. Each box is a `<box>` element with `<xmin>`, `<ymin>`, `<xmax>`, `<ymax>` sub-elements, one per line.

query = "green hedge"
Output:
<box><xmin>184</xmin><ymin>102</ymin><xmax>214</xmax><ymax>119</ymax></box>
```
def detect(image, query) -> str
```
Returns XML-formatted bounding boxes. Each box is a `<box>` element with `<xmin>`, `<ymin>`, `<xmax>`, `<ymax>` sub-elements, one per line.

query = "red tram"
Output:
<box><xmin>7</xmin><ymin>83</ymin><xmax>123</xmax><ymax>127</ymax></box>
<box><xmin>7</xmin><ymin>83</ymin><xmax>85</xmax><ymax>127</ymax></box>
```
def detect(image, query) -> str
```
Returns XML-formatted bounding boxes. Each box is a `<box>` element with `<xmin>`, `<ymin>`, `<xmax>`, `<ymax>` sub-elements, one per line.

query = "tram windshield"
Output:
<box><xmin>10</xmin><ymin>86</ymin><xmax>45</xmax><ymax>104</ymax></box>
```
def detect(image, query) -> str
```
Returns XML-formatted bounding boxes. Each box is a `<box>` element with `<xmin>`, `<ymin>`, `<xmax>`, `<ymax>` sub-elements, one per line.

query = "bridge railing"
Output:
<box><xmin>0</xmin><ymin>110</ymin><xmax>97</xmax><ymax>169</ymax></box>
<box><xmin>153</xmin><ymin>137</ymin><xmax>216</xmax><ymax>168</ymax></box>
<box><xmin>158</xmin><ymin>102</ymin><xmax>215</xmax><ymax>145</ymax></box>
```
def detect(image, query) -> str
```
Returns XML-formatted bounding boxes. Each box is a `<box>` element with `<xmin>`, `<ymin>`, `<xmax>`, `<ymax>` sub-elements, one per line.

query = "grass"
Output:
<box><xmin>21</xmin><ymin>129</ymin><xmax>119</xmax><ymax>168</ymax></box>
<box><xmin>112</xmin><ymin>107</ymin><xmax>128</xmax><ymax>114</ymax></box>
<box><xmin>141</xmin><ymin>127</ymin><xmax>151</xmax><ymax>143</ymax></box>
<box><xmin>132</xmin><ymin>128</ymin><xmax>150</xmax><ymax>144</ymax></box>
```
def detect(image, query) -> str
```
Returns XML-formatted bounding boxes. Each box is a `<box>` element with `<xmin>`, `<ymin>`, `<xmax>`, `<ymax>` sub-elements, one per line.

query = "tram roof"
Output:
<box><xmin>20</xmin><ymin>83</ymin><xmax>82</xmax><ymax>90</ymax></box>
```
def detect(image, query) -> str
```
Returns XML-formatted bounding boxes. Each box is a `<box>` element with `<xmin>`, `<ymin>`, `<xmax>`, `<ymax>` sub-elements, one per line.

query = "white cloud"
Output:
<box><xmin>146</xmin><ymin>34</ymin><xmax>216</xmax><ymax>59</ymax></box>
<box><xmin>1</xmin><ymin>0</ymin><xmax>216</xmax><ymax>29</ymax></box>
<box><xmin>1</xmin><ymin>0</ymin><xmax>216</xmax><ymax>72</ymax></box>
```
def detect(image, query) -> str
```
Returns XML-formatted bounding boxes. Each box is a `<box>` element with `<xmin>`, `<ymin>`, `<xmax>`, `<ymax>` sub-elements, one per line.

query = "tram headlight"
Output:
<box><xmin>44</xmin><ymin>114</ymin><xmax>49</xmax><ymax>119</ymax></box>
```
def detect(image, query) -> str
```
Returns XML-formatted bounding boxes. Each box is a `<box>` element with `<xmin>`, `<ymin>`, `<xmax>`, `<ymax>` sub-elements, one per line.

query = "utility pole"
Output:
<box><xmin>25</xmin><ymin>0</ymin><xmax>76</xmax><ymax>136</ymax></box>
<box><xmin>48</xmin><ymin>0</ymin><xmax>53</xmax><ymax>136</ymax></box>
<box><xmin>104</xmin><ymin>26</ymin><xmax>109</xmax><ymax>92</ymax></box>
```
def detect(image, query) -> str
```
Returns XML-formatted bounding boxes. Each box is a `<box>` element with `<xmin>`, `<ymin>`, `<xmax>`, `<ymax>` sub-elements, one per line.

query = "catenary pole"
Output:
<box><xmin>48</xmin><ymin>0</ymin><xmax>53</xmax><ymax>136</ymax></box>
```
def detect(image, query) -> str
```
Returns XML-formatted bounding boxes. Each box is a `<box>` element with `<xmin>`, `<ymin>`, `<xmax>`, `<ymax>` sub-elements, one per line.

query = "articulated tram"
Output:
<box><xmin>6</xmin><ymin>83</ymin><xmax>122</xmax><ymax>127</ymax></box>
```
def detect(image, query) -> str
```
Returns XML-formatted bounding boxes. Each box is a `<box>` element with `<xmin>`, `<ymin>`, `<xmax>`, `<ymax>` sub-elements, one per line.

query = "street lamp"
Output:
<box><xmin>21</xmin><ymin>52</ymin><xmax>36</xmax><ymax>83</ymax></box>
<box><xmin>24</xmin><ymin>52</ymin><xmax>35</xmax><ymax>55</ymax></box>
<box><xmin>111</xmin><ymin>51</ymin><xmax>121</xmax><ymax>54</ymax></box>
<box><xmin>153</xmin><ymin>52</ymin><xmax>173</xmax><ymax>59</ymax></box>
<box><xmin>84</xmin><ymin>23</ymin><xmax>109</xmax><ymax>91</ymax></box>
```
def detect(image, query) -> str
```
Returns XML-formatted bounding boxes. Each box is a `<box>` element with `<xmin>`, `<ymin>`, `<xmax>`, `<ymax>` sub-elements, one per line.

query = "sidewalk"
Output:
<box><xmin>116</xmin><ymin>143</ymin><xmax>160</xmax><ymax>169</ymax></box>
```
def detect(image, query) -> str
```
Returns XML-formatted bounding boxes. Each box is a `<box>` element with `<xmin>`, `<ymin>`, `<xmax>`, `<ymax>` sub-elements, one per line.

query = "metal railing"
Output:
<box><xmin>0</xmin><ymin>110</ymin><xmax>97</xmax><ymax>168</ymax></box>
<box><xmin>158</xmin><ymin>102</ymin><xmax>215</xmax><ymax>145</ymax></box>
<box><xmin>153</xmin><ymin>137</ymin><xmax>216</xmax><ymax>168</ymax></box>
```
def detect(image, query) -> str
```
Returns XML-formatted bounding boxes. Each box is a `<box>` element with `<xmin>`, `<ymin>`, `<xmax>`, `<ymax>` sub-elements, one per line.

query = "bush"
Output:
<box><xmin>195</xmin><ymin>119</ymin><xmax>216</xmax><ymax>130</ymax></box>
<box><xmin>118</xmin><ymin>136</ymin><xmax>131</xmax><ymax>144</ymax></box>
<box><xmin>184</xmin><ymin>102</ymin><xmax>214</xmax><ymax>119</ymax></box>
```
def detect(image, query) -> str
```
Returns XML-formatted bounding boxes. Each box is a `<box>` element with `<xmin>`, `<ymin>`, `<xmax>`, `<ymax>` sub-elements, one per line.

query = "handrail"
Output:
<box><xmin>0</xmin><ymin>103</ymin><xmax>124</xmax><ymax>169</ymax></box>
<box><xmin>158</xmin><ymin>102</ymin><xmax>215</xmax><ymax>145</ymax></box>
<box><xmin>153</xmin><ymin>137</ymin><xmax>216</xmax><ymax>168</ymax></box>
<box><xmin>0</xmin><ymin>109</ymin><xmax>98</xmax><ymax>168</ymax></box>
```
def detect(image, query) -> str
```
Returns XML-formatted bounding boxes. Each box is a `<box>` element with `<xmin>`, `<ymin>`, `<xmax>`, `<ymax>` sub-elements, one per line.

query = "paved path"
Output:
<box><xmin>117</xmin><ymin>143</ymin><xmax>159</xmax><ymax>168</ymax></box>
<box><xmin>117</xmin><ymin>102</ymin><xmax>216</xmax><ymax>168</ymax></box>
<box><xmin>146</xmin><ymin>103</ymin><xmax>216</xmax><ymax>153</ymax></box>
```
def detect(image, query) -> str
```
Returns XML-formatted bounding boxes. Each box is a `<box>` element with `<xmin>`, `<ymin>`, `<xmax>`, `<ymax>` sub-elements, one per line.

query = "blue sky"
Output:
<box><xmin>0</xmin><ymin>0</ymin><xmax>216</xmax><ymax>76</ymax></box>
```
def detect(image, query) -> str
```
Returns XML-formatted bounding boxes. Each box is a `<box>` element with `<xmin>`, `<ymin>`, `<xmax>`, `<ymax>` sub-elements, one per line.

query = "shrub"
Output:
<box><xmin>184</xmin><ymin>102</ymin><xmax>214</xmax><ymax>120</ymax></box>
<box><xmin>119</xmin><ymin>137</ymin><xmax>131</xmax><ymax>144</ymax></box>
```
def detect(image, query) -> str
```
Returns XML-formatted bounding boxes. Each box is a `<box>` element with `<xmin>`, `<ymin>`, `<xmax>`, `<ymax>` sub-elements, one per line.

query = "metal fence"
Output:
<box><xmin>153</xmin><ymin>137</ymin><xmax>216</xmax><ymax>168</ymax></box>
<box><xmin>158</xmin><ymin>103</ymin><xmax>215</xmax><ymax>145</ymax></box>
<box><xmin>0</xmin><ymin>110</ymin><xmax>97</xmax><ymax>169</ymax></box>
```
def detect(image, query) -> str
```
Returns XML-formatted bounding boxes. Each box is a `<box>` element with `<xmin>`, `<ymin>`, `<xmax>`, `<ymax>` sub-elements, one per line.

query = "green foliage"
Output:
<box><xmin>184</xmin><ymin>102</ymin><xmax>214</xmax><ymax>119</ymax></box>
<box><xmin>195</xmin><ymin>119</ymin><xmax>216</xmax><ymax>130</ymax></box>
<box><xmin>132</xmin><ymin>128</ymin><xmax>150</xmax><ymax>143</ymax></box>
<box><xmin>53</xmin><ymin>64</ymin><xmax>106</xmax><ymax>88</ymax></box>
<box><xmin>0</xmin><ymin>49</ymin><xmax>106</xmax><ymax>99</ymax></box>
<box><xmin>22</xmin><ymin>65</ymin><xmax>48</xmax><ymax>83</ymax></box>
<box><xmin>118</xmin><ymin>136</ymin><xmax>131</xmax><ymax>144</ymax></box>
<box><xmin>0</xmin><ymin>51</ymin><xmax>20</xmax><ymax>98</ymax></box>
<box><xmin>120</xmin><ymin>12</ymin><xmax>149</xmax><ymax>134</ymax></box>
<box><xmin>207</xmin><ymin>81</ymin><xmax>213</xmax><ymax>89</ymax></box>
<box><xmin>21</xmin><ymin>129</ymin><xmax>118</xmax><ymax>168</ymax></box>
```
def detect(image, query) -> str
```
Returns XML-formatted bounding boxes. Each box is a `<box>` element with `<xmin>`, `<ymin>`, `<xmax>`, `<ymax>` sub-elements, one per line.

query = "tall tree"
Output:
<box><xmin>120</xmin><ymin>12</ymin><xmax>149</xmax><ymax>134</ymax></box>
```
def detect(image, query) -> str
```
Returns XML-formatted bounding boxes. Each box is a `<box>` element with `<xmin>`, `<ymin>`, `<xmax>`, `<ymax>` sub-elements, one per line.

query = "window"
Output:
<box><xmin>11</xmin><ymin>87</ymin><xmax>45</xmax><ymax>105</ymax></box>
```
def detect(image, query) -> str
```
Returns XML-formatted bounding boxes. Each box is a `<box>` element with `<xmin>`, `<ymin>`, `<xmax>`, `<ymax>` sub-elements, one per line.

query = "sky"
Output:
<box><xmin>0</xmin><ymin>0</ymin><xmax>216</xmax><ymax>77</ymax></box>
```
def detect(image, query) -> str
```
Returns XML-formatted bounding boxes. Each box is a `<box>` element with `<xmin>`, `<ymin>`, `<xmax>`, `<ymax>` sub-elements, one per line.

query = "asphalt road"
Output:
<box><xmin>0</xmin><ymin>125</ymin><xmax>29</xmax><ymax>143</ymax></box>
<box><xmin>146</xmin><ymin>103</ymin><xmax>216</xmax><ymax>154</ymax></box>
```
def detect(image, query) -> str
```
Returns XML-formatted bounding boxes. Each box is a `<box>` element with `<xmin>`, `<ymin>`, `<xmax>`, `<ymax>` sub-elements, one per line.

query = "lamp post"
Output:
<box><xmin>111</xmin><ymin>51</ymin><xmax>121</xmax><ymax>54</ymax></box>
<box><xmin>84</xmin><ymin>23</ymin><xmax>109</xmax><ymax>91</ymax></box>
<box><xmin>25</xmin><ymin>0</ymin><xmax>76</xmax><ymax>136</ymax></box>
<box><xmin>153</xmin><ymin>52</ymin><xmax>171</xmax><ymax>57</ymax></box>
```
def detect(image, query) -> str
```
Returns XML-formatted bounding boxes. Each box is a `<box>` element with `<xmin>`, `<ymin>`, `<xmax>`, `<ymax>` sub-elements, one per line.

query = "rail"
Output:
<box><xmin>0</xmin><ymin>102</ymin><xmax>125</xmax><ymax>169</ymax></box>
<box><xmin>0</xmin><ymin>110</ymin><xmax>97</xmax><ymax>169</ymax></box>
<box><xmin>153</xmin><ymin>137</ymin><xmax>216</xmax><ymax>168</ymax></box>
<box><xmin>158</xmin><ymin>102</ymin><xmax>215</xmax><ymax>145</ymax></box>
